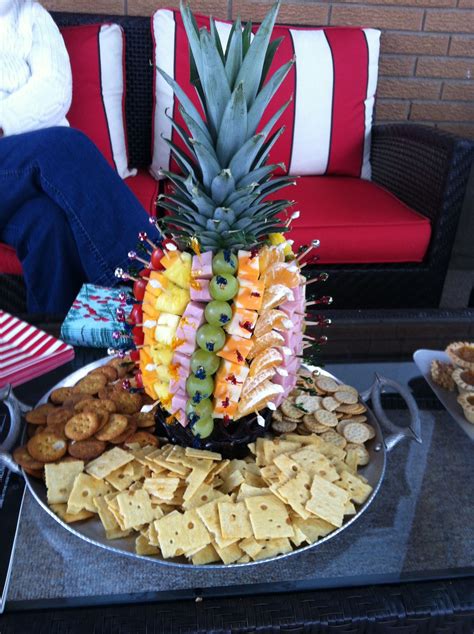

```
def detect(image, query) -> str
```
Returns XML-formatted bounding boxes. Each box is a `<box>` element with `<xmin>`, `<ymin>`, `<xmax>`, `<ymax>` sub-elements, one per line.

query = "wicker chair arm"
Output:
<box><xmin>371</xmin><ymin>123</ymin><xmax>474</xmax><ymax>267</ymax></box>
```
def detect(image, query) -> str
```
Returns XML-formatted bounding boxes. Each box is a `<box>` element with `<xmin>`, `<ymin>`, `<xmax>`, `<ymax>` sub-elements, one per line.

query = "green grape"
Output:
<box><xmin>196</xmin><ymin>323</ymin><xmax>226</xmax><ymax>353</ymax></box>
<box><xmin>191</xmin><ymin>415</ymin><xmax>214</xmax><ymax>439</ymax></box>
<box><xmin>185</xmin><ymin>398</ymin><xmax>213</xmax><ymax>424</ymax></box>
<box><xmin>212</xmin><ymin>250</ymin><xmax>238</xmax><ymax>275</ymax></box>
<box><xmin>204</xmin><ymin>300</ymin><xmax>233</xmax><ymax>327</ymax></box>
<box><xmin>190</xmin><ymin>349</ymin><xmax>220</xmax><ymax>376</ymax></box>
<box><xmin>186</xmin><ymin>374</ymin><xmax>214</xmax><ymax>403</ymax></box>
<box><xmin>209</xmin><ymin>274</ymin><xmax>239</xmax><ymax>302</ymax></box>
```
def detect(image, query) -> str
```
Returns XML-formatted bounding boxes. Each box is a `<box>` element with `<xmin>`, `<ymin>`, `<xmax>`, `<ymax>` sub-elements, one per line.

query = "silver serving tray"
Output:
<box><xmin>0</xmin><ymin>357</ymin><xmax>421</xmax><ymax>569</ymax></box>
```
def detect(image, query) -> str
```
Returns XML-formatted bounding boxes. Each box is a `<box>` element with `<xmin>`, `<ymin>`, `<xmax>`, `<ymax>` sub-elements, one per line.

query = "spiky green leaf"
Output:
<box><xmin>216</xmin><ymin>82</ymin><xmax>247</xmax><ymax>167</ymax></box>
<box><xmin>199</xmin><ymin>28</ymin><xmax>232</xmax><ymax>139</ymax></box>
<box><xmin>228</xmin><ymin>133</ymin><xmax>265</xmax><ymax>182</ymax></box>
<box><xmin>247</xmin><ymin>60</ymin><xmax>294</xmax><ymax>136</ymax></box>
<box><xmin>259</xmin><ymin>36</ymin><xmax>283</xmax><ymax>90</ymax></box>
<box><xmin>211</xmin><ymin>170</ymin><xmax>235</xmax><ymax>204</ymax></box>
<box><xmin>190</xmin><ymin>139</ymin><xmax>221</xmax><ymax>190</ymax></box>
<box><xmin>234</xmin><ymin>1</ymin><xmax>280</xmax><ymax>106</ymax></box>
<box><xmin>224</xmin><ymin>17</ymin><xmax>242</xmax><ymax>88</ymax></box>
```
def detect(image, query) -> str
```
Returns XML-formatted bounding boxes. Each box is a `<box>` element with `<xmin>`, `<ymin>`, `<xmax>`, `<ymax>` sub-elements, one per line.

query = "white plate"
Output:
<box><xmin>413</xmin><ymin>349</ymin><xmax>474</xmax><ymax>441</ymax></box>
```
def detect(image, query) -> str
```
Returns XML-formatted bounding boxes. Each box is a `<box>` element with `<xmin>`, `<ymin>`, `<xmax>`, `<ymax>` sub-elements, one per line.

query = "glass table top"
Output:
<box><xmin>3</xmin><ymin>348</ymin><xmax>474</xmax><ymax>610</ymax></box>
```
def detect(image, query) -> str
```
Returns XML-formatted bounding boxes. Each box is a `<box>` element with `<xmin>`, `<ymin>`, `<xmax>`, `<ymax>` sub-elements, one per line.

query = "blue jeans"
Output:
<box><xmin>0</xmin><ymin>127</ymin><xmax>150</xmax><ymax>313</ymax></box>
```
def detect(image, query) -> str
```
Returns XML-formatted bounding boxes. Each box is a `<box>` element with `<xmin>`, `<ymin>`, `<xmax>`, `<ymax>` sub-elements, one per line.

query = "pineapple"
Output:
<box><xmin>156</xmin><ymin>1</ymin><xmax>294</xmax><ymax>251</ymax></box>
<box><xmin>163</xmin><ymin>251</ymin><xmax>192</xmax><ymax>288</ymax></box>
<box><xmin>128</xmin><ymin>2</ymin><xmax>328</xmax><ymax>438</ymax></box>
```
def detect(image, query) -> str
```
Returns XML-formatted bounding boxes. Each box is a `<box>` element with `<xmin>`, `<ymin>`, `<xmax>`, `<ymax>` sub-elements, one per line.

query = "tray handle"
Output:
<box><xmin>0</xmin><ymin>385</ymin><xmax>31</xmax><ymax>474</ymax></box>
<box><xmin>360</xmin><ymin>373</ymin><xmax>422</xmax><ymax>452</ymax></box>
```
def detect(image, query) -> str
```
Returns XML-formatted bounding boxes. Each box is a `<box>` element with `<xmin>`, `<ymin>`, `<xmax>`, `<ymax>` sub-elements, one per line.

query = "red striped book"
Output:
<box><xmin>0</xmin><ymin>311</ymin><xmax>75</xmax><ymax>388</ymax></box>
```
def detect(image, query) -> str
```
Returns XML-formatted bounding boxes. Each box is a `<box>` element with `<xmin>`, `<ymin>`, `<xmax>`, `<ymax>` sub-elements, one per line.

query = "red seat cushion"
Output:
<box><xmin>124</xmin><ymin>170</ymin><xmax>159</xmax><ymax>216</ymax></box>
<box><xmin>273</xmin><ymin>176</ymin><xmax>432</xmax><ymax>264</ymax></box>
<box><xmin>0</xmin><ymin>170</ymin><xmax>159</xmax><ymax>276</ymax></box>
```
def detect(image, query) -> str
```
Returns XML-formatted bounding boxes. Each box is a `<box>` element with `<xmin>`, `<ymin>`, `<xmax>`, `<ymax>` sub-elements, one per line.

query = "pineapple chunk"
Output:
<box><xmin>150</xmin><ymin>343</ymin><xmax>173</xmax><ymax>366</ymax></box>
<box><xmin>269</xmin><ymin>232</ymin><xmax>294</xmax><ymax>258</ymax></box>
<box><xmin>163</xmin><ymin>252</ymin><xmax>192</xmax><ymax>289</ymax></box>
<box><xmin>154</xmin><ymin>313</ymin><xmax>180</xmax><ymax>346</ymax></box>
<box><xmin>153</xmin><ymin>381</ymin><xmax>171</xmax><ymax>402</ymax></box>
<box><xmin>154</xmin><ymin>282</ymin><xmax>190</xmax><ymax>315</ymax></box>
<box><xmin>155</xmin><ymin>364</ymin><xmax>172</xmax><ymax>383</ymax></box>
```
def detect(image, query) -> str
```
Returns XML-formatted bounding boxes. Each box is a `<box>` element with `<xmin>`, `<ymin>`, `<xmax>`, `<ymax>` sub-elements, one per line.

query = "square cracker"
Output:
<box><xmin>290</xmin><ymin>447</ymin><xmax>339</xmax><ymax>482</ymax></box>
<box><xmin>67</xmin><ymin>473</ymin><xmax>114</xmax><ymax>514</ymax></box>
<box><xmin>93</xmin><ymin>495</ymin><xmax>131</xmax><ymax>539</ymax></box>
<box><xmin>195</xmin><ymin>498</ymin><xmax>238</xmax><ymax>549</ymax></box>
<box><xmin>156</xmin><ymin>509</ymin><xmax>210</xmax><ymax>559</ymax></box>
<box><xmin>218</xmin><ymin>500</ymin><xmax>253</xmax><ymax>540</ymax></box>
<box><xmin>277</xmin><ymin>472</ymin><xmax>312</xmax><ymax>520</ymax></box>
<box><xmin>245</xmin><ymin>495</ymin><xmax>294</xmax><ymax>540</ymax></box>
<box><xmin>292</xmin><ymin>516</ymin><xmax>336</xmax><ymax>543</ymax></box>
<box><xmin>116</xmin><ymin>489</ymin><xmax>156</xmax><ymax>529</ymax></box>
<box><xmin>239</xmin><ymin>536</ymin><xmax>263</xmax><ymax>560</ymax></box>
<box><xmin>214</xmin><ymin>541</ymin><xmax>243</xmax><ymax>565</ymax></box>
<box><xmin>86</xmin><ymin>447</ymin><xmax>134</xmax><ymax>480</ymax></box>
<box><xmin>337</xmin><ymin>471</ymin><xmax>373</xmax><ymax>505</ymax></box>
<box><xmin>253</xmin><ymin>537</ymin><xmax>293</xmax><ymax>560</ymax></box>
<box><xmin>135</xmin><ymin>534</ymin><xmax>160</xmax><ymax>556</ymax></box>
<box><xmin>305</xmin><ymin>475</ymin><xmax>348</xmax><ymax>528</ymax></box>
<box><xmin>45</xmin><ymin>460</ymin><xmax>84</xmax><ymax>504</ymax></box>
<box><xmin>236</xmin><ymin>484</ymin><xmax>270</xmax><ymax>502</ymax></box>
<box><xmin>143</xmin><ymin>477</ymin><xmax>180</xmax><ymax>500</ymax></box>
<box><xmin>106</xmin><ymin>461</ymin><xmax>145</xmax><ymax>491</ymax></box>
<box><xmin>191</xmin><ymin>543</ymin><xmax>220</xmax><ymax>565</ymax></box>
<box><xmin>185</xmin><ymin>447</ymin><xmax>222</xmax><ymax>461</ymax></box>
<box><xmin>184</xmin><ymin>462</ymin><xmax>214</xmax><ymax>501</ymax></box>
<box><xmin>50</xmin><ymin>503</ymin><xmax>94</xmax><ymax>524</ymax></box>
<box><xmin>182</xmin><ymin>483</ymin><xmax>224</xmax><ymax>510</ymax></box>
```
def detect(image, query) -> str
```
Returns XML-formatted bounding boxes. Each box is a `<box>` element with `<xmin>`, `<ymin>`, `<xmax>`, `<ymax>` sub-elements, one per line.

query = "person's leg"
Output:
<box><xmin>0</xmin><ymin>127</ymin><xmax>152</xmax><ymax>287</ymax></box>
<box><xmin>2</xmin><ymin>195</ymin><xmax>86</xmax><ymax>312</ymax></box>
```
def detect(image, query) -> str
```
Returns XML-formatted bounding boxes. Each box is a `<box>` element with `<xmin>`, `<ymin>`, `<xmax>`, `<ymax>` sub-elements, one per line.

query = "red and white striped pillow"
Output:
<box><xmin>61</xmin><ymin>24</ymin><xmax>135</xmax><ymax>179</ymax></box>
<box><xmin>151</xmin><ymin>10</ymin><xmax>380</xmax><ymax>180</ymax></box>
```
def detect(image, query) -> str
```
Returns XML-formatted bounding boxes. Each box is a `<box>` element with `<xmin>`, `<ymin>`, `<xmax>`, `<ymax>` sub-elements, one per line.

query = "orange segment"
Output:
<box><xmin>259</xmin><ymin>245</ymin><xmax>284</xmax><ymax>273</ymax></box>
<box><xmin>262</xmin><ymin>262</ymin><xmax>300</xmax><ymax>288</ymax></box>
<box><xmin>248</xmin><ymin>348</ymin><xmax>283</xmax><ymax>377</ymax></box>
<box><xmin>217</xmin><ymin>335</ymin><xmax>254</xmax><ymax>365</ymax></box>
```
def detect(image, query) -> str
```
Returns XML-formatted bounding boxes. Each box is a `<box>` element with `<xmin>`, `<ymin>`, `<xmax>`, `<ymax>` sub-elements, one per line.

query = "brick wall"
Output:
<box><xmin>43</xmin><ymin>0</ymin><xmax>474</xmax><ymax>138</ymax></box>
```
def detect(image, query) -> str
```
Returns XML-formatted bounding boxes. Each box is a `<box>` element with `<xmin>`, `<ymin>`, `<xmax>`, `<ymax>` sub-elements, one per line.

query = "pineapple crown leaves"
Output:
<box><xmin>157</xmin><ymin>1</ymin><xmax>297</xmax><ymax>250</ymax></box>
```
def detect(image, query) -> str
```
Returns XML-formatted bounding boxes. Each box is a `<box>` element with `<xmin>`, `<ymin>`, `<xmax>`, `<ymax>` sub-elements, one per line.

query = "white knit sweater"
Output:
<box><xmin>0</xmin><ymin>0</ymin><xmax>72</xmax><ymax>136</ymax></box>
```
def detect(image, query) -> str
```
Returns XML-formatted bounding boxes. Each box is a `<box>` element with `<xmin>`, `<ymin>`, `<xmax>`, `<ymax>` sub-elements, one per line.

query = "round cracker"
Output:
<box><xmin>68</xmin><ymin>438</ymin><xmax>107</xmax><ymax>461</ymax></box>
<box><xmin>25</xmin><ymin>404</ymin><xmax>56</xmax><ymax>425</ymax></box>
<box><xmin>342</xmin><ymin>422</ymin><xmax>371</xmax><ymax>444</ymax></box>
<box><xmin>49</xmin><ymin>387</ymin><xmax>75</xmax><ymax>405</ymax></box>
<box><xmin>314</xmin><ymin>409</ymin><xmax>338</xmax><ymax>427</ymax></box>
<box><xmin>337</xmin><ymin>403</ymin><xmax>367</xmax><ymax>415</ymax></box>
<box><xmin>272</xmin><ymin>409</ymin><xmax>283</xmax><ymax>423</ymax></box>
<box><xmin>109</xmin><ymin>391</ymin><xmax>143</xmax><ymax>415</ymax></box>
<box><xmin>336</xmin><ymin>419</ymin><xmax>353</xmax><ymax>435</ymax></box>
<box><xmin>346</xmin><ymin>443</ymin><xmax>370</xmax><ymax>466</ymax></box>
<box><xmin>334</xmin><ymin>390</ymin><xmax>358</xmax><ymax>405</ymax></box>
<box><xmin>13</xmin><ymin>445</ymin><xmax>45</xmax><ymax>471</ymax></box>
<box><xmin>75</xmin><ymin>398</ymin><xmax>117</xmax><ymax>414</ymax></box>
<box><xmin>349</xmin><ymin>415</ymin><xmax>368</xmax><ymax>424</ymax></box>
<box><xmin>322</xmin><ymin>396</ymin><xmax>339</xmax><ymax>412</ymax></box>
<box><xmin>27</xmin><ymin>431</ymin><xmax>67</xmax><ymax>463</ymax></box>
<box><xmin>95</xmin><ymin>413</ymin><xmax>129</xmax><ymax>441</ymax></box>
<box><xmin>46</xmin><ymin>408</ymin><xmax>73</xmax><ymax>426</ymax></box>
<box><xmin>125</xmin><ymin>431</ymin><xmax>159</xmax><ymax>448</ymax></box>
<box><xmin>303</xmin><ymin>417</ymin><xmax>330</xmax><ymax>434</ymax></box>
<box><xmin>272</xmin><ymin>419</ymin><xmax>297</xmax><ymax>433</ymax></box>
<box><xmin>315</xmin><ymin>376</ymin><xmax>339</xmax><ymax>393</ymax></box>
<box><xmin>107</xmin><ymin>358</ymin><xmax>134</xmax><ymax>378</ymax></box>
<box><xmin>133</xmin><ymin>412</ymin><xmax>156</xmax><ymax>428</ymax></box>
<box><xmin>320</xmin><ymin>430</ymin><xmax>347</xmax><ymax>448</ymax></box>
<box><xmin>108</xmin><ymin>418</ymin><xmax>138</xmax><ymax>444</ymax></box>
<box><xmin>65</xmin><ymin>412</ymin><xmax>100</xmax><ymax>441</ymax></box>
<box><xmin>73</xmin><ymin>373</ymin><xmax>108</xmax><ymax>395</ymax></box>
<box><xmin>361</xmin><ymin>423</ymin><xmax>376</xmax><ymax>440</ymax></box>
<box><xmin>280</xmin><ymin>399</ymin><xmax>305</xmax><ymax>420</ymax></box>
<box><xmin>90</xmin><ymin>365</ymin><xmax>118</xmax><ymax>382</ymax></box>
<box><xmin>296</xmin><ymin>425</ymin><xmax>311</xmax><ymax>436</ymax></box>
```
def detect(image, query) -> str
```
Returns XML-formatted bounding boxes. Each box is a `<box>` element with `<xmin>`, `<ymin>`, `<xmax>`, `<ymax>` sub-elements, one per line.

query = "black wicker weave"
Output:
<box><xmin>2</xmin><ymin>578</ymin><xmax>474</xmax><ymax>633</ymax></box>
<box><xmin>1</xmin><ymin>13</ymin><xmax>473</xmax><ymax>313</ymax></box>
